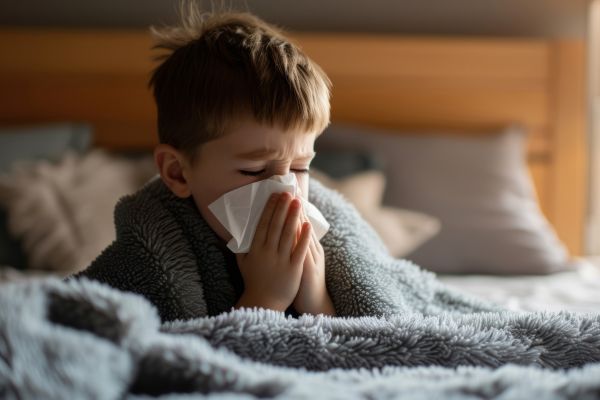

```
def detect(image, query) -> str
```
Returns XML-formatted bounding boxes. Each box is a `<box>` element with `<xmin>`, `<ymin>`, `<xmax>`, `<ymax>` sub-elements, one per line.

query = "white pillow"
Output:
<box><xmin>0</xmin><ymin>150</ymin><xmax>156</xmax><ymax>273</ymax></box>
<box><xmin>310</xmin><ymin>168</ymin><xmax>440</xmax><ymax>258</ymax></box>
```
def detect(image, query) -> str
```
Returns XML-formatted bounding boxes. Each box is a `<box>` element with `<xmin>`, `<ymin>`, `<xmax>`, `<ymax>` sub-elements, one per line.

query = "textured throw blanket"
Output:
<box><xmin>2</xmin><ymin>175</ymin><xmax>600</xmax><ymax>398</ymax></box>
<box><xmin>72</xmin><ymin>174</ymin><xmax>500</xmax><ymax>320</ymax></box>
<box><xmin>1</xmin><ymin>277</ymin><xmax>600</xmax><ymax>399</ymax></box>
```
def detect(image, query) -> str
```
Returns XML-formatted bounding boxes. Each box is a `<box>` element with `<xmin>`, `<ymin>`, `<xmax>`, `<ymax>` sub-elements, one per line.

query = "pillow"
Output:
<box><xmin>0</xmin><ymin>123</ymin><xmax>92</xmax><ymax>171</ymax></box>
<box><xmin>310</xmin><ymin>150</ymin><xmax>384</xmax><ymax>179</ymax></box>
<box><xmin>310</xmin><ymin>168</ymin><xmax>440</xmax><ymax>258</ymax></box>
<box><xmin>0</xmin><ymin>123</ymin><xmax>93</xmax><ymax>270</ymax></box>
<box><xmin>0</xmin><ymin>149</ymin><xmax>156</xmax><ymax>273</ymax></box>
<box><xmin>315</xmin><ymin>123</ymin><xmax>573</xmax><ymax>274</ymax></box>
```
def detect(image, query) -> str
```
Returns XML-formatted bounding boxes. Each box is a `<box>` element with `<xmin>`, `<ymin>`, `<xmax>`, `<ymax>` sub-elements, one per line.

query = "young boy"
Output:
<box><xmin>72</xmin><ymin>7</ymin><xmax>336</xmax><ymax>320</ymax></box>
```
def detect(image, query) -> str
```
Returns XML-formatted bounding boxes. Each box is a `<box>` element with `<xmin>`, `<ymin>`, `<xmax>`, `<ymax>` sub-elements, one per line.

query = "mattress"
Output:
<box><xmin>437</xmin><ymin>257</ymin><xmax>600</xmax><ymax>313</ymax></box>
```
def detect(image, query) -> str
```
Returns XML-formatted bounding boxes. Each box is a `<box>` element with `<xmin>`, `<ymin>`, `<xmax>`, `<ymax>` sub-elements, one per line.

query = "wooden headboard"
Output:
<box><xmin>0</xmin><ymin>29</ymin><xmax>587</xmax><ymax>255</ymax></box>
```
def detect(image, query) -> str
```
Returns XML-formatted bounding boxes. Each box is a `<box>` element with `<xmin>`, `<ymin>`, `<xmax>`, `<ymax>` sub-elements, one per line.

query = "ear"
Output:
<box><xmin>153</xmin><ymin>143</ymin><xmax>192</xmax><ymax>198</ymax></box>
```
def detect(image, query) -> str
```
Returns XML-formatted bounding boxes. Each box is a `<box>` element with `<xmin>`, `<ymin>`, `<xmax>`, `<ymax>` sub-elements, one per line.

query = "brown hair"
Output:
<box><xmin>148</xmin><ymin>3</ymin><xmax>332</xmax><ymax>163</ymax></box>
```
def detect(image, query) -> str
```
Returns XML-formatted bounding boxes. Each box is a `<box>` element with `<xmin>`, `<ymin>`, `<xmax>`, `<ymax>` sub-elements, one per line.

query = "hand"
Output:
<box><xmin>292</xmin><ymin>201</ymin><xmax>336</xmax><ymax>316</ymax></box>
<box><xmin>235</xmin><ymin>192</ymin><xmax>312</xmax><ymax>312</ymax></box>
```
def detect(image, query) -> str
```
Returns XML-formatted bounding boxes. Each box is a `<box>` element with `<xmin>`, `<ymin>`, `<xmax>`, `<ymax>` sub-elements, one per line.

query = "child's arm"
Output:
<box><xmin>234</xmin><ymin>191</ymin><xmax>311</xmax><ymax>312</ymax></box>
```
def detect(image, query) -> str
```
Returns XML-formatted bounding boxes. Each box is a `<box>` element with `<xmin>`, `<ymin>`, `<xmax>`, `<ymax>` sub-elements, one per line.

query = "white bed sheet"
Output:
<box><xmin>437</xmin><ymin>257</ymin><xmax>600</xmax><ymax>313</ymax></box>
<box><xmin>3</xmin><ymin>259</ymin><xmax>600</xmax><ymax>314</ymax></box>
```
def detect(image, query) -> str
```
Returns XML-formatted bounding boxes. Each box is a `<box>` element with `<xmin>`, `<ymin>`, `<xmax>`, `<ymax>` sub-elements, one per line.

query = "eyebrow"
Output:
<box><xmin>235</xmin><ymin>148</ymin><xmax>316</xmax><ymax>161</ymax></box>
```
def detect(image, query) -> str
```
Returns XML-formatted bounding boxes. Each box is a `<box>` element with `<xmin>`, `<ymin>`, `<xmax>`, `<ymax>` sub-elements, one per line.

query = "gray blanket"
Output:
<box><xmin>1</xmin><ymin>277</ymin><xmax>600</xmax><ymax>399</ymax></box>
<box><xmin>72</xmin><ymin>174</ymin><xmax>500</xmax><ymax>320</ymax></box>
<box><xmin>2</xmin><ymin>176</ymin><xmax>600</xmax><ymax>398</ymax></box>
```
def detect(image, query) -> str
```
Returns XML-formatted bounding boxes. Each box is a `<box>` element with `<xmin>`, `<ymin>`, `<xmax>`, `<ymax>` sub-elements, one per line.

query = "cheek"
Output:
<box><xmin>190</xmin><ymin>171</ymin><xmax>241</xmax><ymax>208</ymax></box>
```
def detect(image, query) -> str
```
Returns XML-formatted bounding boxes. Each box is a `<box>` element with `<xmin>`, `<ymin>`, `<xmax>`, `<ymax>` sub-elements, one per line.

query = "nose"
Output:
<box><xmin>271</xmin><ymin>165</ymin><xmax>290</xmax><ymax>177</ymax></box>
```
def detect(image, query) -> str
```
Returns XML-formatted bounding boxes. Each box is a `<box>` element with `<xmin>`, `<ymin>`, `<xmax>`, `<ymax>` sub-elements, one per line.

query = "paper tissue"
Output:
<box><xmin>207</xmin><ymin>173</ymin><xmax>330</xmax><ymax>253</ymax></box>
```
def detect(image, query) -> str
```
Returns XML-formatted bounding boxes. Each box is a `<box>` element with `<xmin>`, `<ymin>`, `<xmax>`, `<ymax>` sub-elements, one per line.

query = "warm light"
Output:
<box><xmin>587</xmin><ymin>0</ymin><xmax>600</xmax><ymax>254</ymax></box>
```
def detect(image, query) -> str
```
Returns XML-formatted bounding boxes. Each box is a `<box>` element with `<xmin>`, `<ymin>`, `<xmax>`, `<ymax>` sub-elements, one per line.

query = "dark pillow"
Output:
<box><xmin>316</xmin><ymin>123</ymin><xmax>572</xmax><ymax>275</ymax></box>
<box><xmin>0</xmin><ymin>123</ymin><xmax>93</xmax><ymax>269</ymax></box>
<box><xmin>311</xmin><ymin>149</ymin><xmax>383</xmax><ymax>179</ymax></box>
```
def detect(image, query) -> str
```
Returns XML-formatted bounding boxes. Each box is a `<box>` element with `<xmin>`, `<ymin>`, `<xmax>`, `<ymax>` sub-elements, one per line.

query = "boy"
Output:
<box><xmin>72</xmin><ymin>6</ymin><xmax>336</xmax><ymax>320</ymax></box>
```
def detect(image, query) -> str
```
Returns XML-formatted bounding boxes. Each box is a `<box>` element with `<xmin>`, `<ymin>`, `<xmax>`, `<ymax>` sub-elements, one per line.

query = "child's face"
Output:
<box><xmin>185</xmin><ymin>116</ymin><xmax>317</xmax><ymax>243</ymax></box>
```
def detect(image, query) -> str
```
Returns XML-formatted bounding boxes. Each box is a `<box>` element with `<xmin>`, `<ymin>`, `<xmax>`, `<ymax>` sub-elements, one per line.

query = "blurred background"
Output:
<box><xmin>0</xmin><ymin>0</ymin><xmax>599</xmax><ymax>312</ymax></box>
<box><xmin>0</xmin><ymin>0</ymin><xmax>591</xmax><ymax>37</ymax></box>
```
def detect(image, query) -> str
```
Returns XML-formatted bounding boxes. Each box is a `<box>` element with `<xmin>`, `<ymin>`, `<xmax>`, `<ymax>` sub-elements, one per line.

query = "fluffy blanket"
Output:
<box><xmin>72</xmin><ymin>175</ymin><xmax>501</xmax><ymax>320</ymax></box>
<box><xmin>2</xmin><ymin>176</ymin><xmax>600</xmax><ymax>398</ymax></box>
<box><xmin>1</xmin><ymin>277</ymin><xmax>600</xmax><ymax>399</ymax></box>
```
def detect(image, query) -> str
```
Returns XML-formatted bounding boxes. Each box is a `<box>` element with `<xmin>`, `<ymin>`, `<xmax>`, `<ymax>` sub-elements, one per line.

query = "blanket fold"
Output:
<box><xmin>1</xmin><ymin>277</ymin><xmax>600</xmax><ymax>399</ymax></box>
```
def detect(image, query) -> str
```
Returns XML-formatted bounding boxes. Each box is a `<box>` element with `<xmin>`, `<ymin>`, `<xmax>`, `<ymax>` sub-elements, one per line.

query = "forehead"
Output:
<box><xmin>220</xmin><ymin>119</ymin><xmax>317</xmax><ymax>159</ymax></box>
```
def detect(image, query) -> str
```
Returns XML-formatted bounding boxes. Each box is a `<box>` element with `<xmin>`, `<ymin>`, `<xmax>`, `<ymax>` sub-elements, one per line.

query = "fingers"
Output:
<box><xmin>253</xmin><ymin>193</ymin><xmax>280</xmax><ymax>247</ymax></box>
<box><xmin>298</xmin><ymin>199</ymin><xmax>308</xmax><ymax>224</ymax></box>
<box><xmin>296</xmin><ymin>200</ymin><xmax>317</xmax><ymax>264</ymax></box>
<box><xmin>279</xmin><ymin>198</ymin><xmax>302</xmax><ymax>254</ymax></box>
<box><xmin>294</xmin><ymin>198</ymin><xmax>305</xmax><ymax>244</ymax></box>
<box><xmin>291</xmin><ymin>222</ymin><xmax>311</xmax><ymax>266</ymax></box>
<box><xmin>266</xmin><ymin>192</ymin><xmax>292</xmax><ymax>248</ymax></box>
<box><xmin>306</xmin><ymin>230</ymin><xmax>317</xmax><ymax>265</ymax></box>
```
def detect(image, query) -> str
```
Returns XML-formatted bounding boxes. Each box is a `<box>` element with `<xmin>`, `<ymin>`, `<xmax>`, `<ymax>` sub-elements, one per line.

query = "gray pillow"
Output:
<box><xmin>315</xmin><ymin>124</ymin><xmax>572</xmax><ymax>275</ymax></box>
<box><xmin>0</xmin><ymin>123</ymin><xmax>92</xmax><ymax>172</ymax></box>
<box><xmin>311</xmin><ymin>150</ymin><xmax>384</xmax><ymax>179</ymax></box>
<box><xmin>0</xmin><ymin>123</ymin><xmax>93</xmax><ymax>270</ymax></box>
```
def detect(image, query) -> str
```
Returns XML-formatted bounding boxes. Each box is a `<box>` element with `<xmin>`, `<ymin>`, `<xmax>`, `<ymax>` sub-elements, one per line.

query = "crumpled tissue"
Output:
<box><xmin>207</xmin><ymin>173</ymin><xmax>330</xmax><ymax>253</ymax></box>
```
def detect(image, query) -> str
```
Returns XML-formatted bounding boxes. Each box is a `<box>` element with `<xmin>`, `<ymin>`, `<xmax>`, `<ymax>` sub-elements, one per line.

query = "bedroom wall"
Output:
<box><xmin>0</xmin><ymin>0</ymin><xmax>591</xmax><ymax>38</ymax></box>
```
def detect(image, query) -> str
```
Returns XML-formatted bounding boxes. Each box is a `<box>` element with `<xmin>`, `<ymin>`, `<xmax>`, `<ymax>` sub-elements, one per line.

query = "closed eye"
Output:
<box><xmin>239</xmin><ymin>169</ymin><xmax>265</xmax><ymax>176</ymax></box>
<box><xmin>239</xmin><ymin>169</ymin><xmax>309</xmax><ymax>176</ymax></box>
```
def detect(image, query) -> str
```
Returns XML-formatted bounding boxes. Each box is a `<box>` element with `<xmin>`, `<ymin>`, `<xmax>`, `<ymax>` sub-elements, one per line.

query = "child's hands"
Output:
<box><xmin>235</xmin><ymin>192</ymin><xmax>312</xmax><ymax>312</ymax></box>
<box><xmin>292</xmin><ymin>202</ymin><xmax>336</xmax><ymax>316</ymax></box>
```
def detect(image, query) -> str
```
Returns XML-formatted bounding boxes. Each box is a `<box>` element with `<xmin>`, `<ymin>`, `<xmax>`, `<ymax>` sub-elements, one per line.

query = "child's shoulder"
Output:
<box><xmin>116</xmin><ymin>174</ymin><xmax>168</xmax><ymax>209</ymax></box>
<box><xmin>112</xmin><ymin>174</ymin><xmax>182</xmax><ymax>229</ymax></box>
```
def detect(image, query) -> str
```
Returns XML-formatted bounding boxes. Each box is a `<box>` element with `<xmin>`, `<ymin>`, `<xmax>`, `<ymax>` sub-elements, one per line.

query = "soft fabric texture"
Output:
<box><xmin>72</xmin><ymin>174</ymin><xmax>498</xmax><ymax>321</ymax></box>
<box><xmin>0</xmin><ymin>149</ymin><xmax>156</xmax><ymax>273</ymax></box>
<box><xmin>0</xmin><ymin>209</ymin><xmax>26</xmax><ymax>271</ymax></box>
<box><xmin>310</xmin><ymin>168</ymin><xmax>440</xmax><ymax>257</ymax></box>
<box><xmin>316</xmin><ymin>123</ymin><xmax>572</xmax><ymax>275</ymax></box>
<box><xmin>3</xmin><ymin>173</ymin><xmax>600</xmax><ymax>398</ymax></box>
<box><xmin>438</xmin><ymin>258</ymin><xmax>600</xmax><ymax>313</ymax></box>
<box><xmin>2</xmin><ymin>270</ymin><xmax>600</xmax><ymax>398</ymax></box>
<box><xmin>0</xmin><ymin>123</ymin><xmax>92</xmax><ymax>270</ymax></box>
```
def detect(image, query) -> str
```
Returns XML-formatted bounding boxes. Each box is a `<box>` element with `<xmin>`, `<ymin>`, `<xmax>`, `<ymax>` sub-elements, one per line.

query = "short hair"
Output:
<box><xmin>148</xmin><ymin>4</ymin><xmax>332</xmax><ymax>163</ymax></box>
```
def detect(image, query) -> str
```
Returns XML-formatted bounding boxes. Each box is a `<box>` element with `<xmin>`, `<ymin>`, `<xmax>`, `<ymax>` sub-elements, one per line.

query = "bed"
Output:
<box><xmin>0</xmin><ymin>28</ymin><xmax>599</xmax><ymax>398</ymax></box>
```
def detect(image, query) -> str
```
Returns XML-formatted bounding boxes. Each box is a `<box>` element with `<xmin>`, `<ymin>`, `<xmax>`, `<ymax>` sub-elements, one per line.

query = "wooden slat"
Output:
<box><xmin>294</xmin><ymin>34</ymin><xmax>551</xmax><ymax>81</ymax></box>
<box><xmin>329</xmin><ymin>79</ymin><xmax>549</xmax><ymax>130</ymax></box>
<box><xmin>0</xmin><ymin>75</ymin><xmax>154</xmax><ymax>121</ymax></box>
<box><xmin>0</xmin><ymin>29</ymin><xmax>587</xmax><ymax>254</ymax></box>
<box><xmin>528</xmin><ymin>160</ymin><xmax>551</xmax><ymax>218</ymax></box>
<box><xmin>0</xmin><ymin>29</ymin><xmax>154</xmax><ymax>75</ymax></box>
<box><xmin>0</xmin><ymin>29</ymin><xmax>158</xmax><ymax>150</ymax></box>
<box><xmin>526</xmin><ymin>128</ymin><xmax>552</xmax><ymax>158</ymax></box>
<box><xmin>548</xmin><ymin>41</ymin><xmax>588</xmax><ymax>255</ymax></box>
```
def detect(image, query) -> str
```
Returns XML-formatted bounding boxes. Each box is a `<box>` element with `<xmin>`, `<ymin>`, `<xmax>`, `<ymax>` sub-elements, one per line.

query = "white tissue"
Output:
<box><xmin>207</xmin><ymin>173</ymin><xmax>330</xmax><ymax>253</ymax></box>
